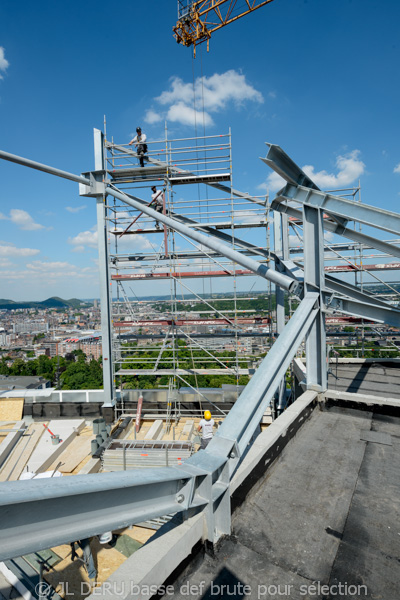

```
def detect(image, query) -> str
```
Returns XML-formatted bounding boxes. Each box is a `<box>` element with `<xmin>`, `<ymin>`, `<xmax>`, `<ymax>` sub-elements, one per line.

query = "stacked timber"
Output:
<box><xmin>102</xmin><ymin>440</ymin><xmax>193</xmax><ymax>471</ymax></box>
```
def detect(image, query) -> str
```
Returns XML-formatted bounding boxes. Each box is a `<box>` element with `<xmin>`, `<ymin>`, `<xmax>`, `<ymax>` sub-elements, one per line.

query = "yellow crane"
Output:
<box><xmin>173</xmin><ymin>0</ymin><xmax>275</xmax><ymax>55</ymax></box>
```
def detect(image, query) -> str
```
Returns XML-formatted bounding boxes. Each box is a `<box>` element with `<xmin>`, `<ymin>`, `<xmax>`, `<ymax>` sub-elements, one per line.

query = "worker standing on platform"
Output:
<box><xmin>151</xmin><ymin>186</ymin><xmax>164</xmax><ymax>229</ymax></box>
<box><xmin>128</xmin><ymin>126</ymin><xmax>147</xmax><ymax>168</ymax></box>
<box><xmin>197</xmin><ymin>410</ymin><xmax>215</xmax><ymax>449</ymax></box>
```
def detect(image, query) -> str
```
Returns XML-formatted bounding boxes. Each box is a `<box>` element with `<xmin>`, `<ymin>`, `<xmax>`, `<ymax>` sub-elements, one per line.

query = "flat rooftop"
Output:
<box><xmin>327</xmin><ymin>360</ymin><xmax>400</xmax><ymax>399</ymax></box>
<box><xmin>163</xmin><ymin>400</ymin><xmax>400</xmax><ymax>599</ymax></box>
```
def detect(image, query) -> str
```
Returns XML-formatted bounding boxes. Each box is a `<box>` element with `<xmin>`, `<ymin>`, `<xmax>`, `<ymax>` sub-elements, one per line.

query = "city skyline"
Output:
<box><xmin>1</xmin><ymin>0</ymin><xmax>399</xmax><ymax>300</ymax></box>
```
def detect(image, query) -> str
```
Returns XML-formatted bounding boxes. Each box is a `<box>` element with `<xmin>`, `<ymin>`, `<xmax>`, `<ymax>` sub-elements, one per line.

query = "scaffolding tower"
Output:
<box><xmin>101</xmin><ymin>128</ymin><xmax>272</xmax><ymax>419</ymax></box>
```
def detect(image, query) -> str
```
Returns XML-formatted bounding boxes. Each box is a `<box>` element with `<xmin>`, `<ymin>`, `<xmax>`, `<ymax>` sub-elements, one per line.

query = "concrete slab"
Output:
<box><xmin>144</xmin><ymin>420</ymin><xmax>163</xmax><ymax>441</ymax></box>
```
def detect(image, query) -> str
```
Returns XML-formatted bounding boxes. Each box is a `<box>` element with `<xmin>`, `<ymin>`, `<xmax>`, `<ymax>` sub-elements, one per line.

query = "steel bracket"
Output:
<box><xmin>79</xmin><ymin>170</ymin><xmax>107</xmax><ymax>197</ymax></box>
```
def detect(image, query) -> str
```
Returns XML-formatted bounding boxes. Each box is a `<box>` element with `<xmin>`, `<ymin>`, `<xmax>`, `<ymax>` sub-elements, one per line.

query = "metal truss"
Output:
<box><xmin>1</xmin><ymin>136</ymin><xmax>400</xmax><ymax>558</ymax></box>
<box><xmin>0</xmin><ymin>291</ymin><xmax>318</xmax><ymax>560</ymax></box>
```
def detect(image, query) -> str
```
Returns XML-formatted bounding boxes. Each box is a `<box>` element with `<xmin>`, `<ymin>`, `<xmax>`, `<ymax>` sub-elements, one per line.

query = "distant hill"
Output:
<box><xmin>0</xmin><ymin>297</ymin><xmax>92</xmax><ymax>310</ymax></box>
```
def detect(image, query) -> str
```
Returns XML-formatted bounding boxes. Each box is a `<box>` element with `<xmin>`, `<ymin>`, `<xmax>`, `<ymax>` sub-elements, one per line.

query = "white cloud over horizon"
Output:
<box><xmin>66</xmin><ymin>205</ymin><xmax>87</xmax><ymax>213</ymax></box>
<box><xmin>68</xmin><ymin>227</ymin><xmax>153</xmax><ymax>254</ymax></box>
<box><xmin>0</xmin><ymin>47</ymin><xmax>9</xmax><ymax>79</ymax></box>
<box><xmin>2</xmin><ymin>209</ymin><xmax>49</xmax><ymax>231</ymax></box>
<box><xmin>0</xmin><ymin>261</ymin><xmax>98</xmax><ymax>285</ymax></box>
<box><xmin>259</xmin><ymin>150</ymin><xmax>366</xmax><ymax>193</ymax></box>
<box><xmin>0</xmin><ymin>242</ymin><xmax>40</xmax><ymax>257</ymax></box>
<box><xmin>144</xmin><ymin>70</ymin><xmax>264</xmax><ymax>128</ymax></box>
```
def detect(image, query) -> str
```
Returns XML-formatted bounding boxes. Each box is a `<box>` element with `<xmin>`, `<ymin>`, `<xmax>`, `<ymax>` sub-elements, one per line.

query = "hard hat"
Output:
<box><xmin>136</xmin><ymin>126</ymin><xmax>141</xmax><ymax>133</ymax></box>
<box><xmin>204</xmin><ymin>410</ymin><xmax>212</xmax><ymax>421</ymax></box>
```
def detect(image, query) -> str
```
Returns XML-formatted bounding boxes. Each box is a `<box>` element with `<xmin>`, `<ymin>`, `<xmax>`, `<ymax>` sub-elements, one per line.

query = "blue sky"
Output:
<box><xmin>0</xmin><ymin>0</ymin><xmax>399</xmax><ymax>301</ymax></box>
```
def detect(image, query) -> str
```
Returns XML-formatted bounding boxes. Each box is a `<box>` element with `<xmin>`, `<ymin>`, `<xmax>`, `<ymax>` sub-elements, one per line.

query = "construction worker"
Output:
<box><xmin>128</xmin><ymin>126</ymin><xmax>147</xmax><ymax>167</ymax></box>
<box><xmin>151</xmin><ymin>186</ymin><xmax>164</xmax><ymax>229</ymax></box>
<box><xmin>197</xmin><ymin>410</ymin><xmax>215</xmax><ymax>449</ymax></box>
<box><xmin>70</xmin><ymin>538</ymin><xmax>97</xmax><ymax>581</ymax></box>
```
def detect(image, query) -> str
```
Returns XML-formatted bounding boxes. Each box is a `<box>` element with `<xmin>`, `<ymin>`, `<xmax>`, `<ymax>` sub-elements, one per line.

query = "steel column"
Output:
<box><xmin>273</xmin><ymin>212</ymin><xmax>286</xmax><ymax>417</ymax></box>
<box><xmin>303</xmin><ymin>205</ymin><xmax>327</xmax><ymax>391</ymax></box>
<box><xmin>92</xmin><ymin>130</ymin><xmax>115</xmax><ymax>406</ymax></box>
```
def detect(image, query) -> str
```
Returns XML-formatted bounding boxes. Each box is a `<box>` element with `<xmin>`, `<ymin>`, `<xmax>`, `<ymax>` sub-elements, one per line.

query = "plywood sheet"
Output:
<box><xmin>0</xmin><ymin>398</ymin><xmax>24</xmax><ymax>421</ymax></box>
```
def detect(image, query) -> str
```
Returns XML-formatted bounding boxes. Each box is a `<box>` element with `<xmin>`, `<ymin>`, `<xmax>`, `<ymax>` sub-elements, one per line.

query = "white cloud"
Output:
<box><xmin>71</xmin><ymin>245</ymin><xmax>86</xmax><ymax>254</ymax></box>
<box><xmin>394</xmin><ymin>163</ymin><xmax>400</xmax><ymax>174</ymax></box>
<box><xmin>26</xmin><ymin>260</ymin><xmax>76</xmax><ymax>271</ymax></box>
<box><xmin>148</xmin><ymin>70</ymin><xmax>263</xmax><ymax>127</ymax></box>
<box><xmin>258</xmin><ymin>171</ymin><xmax>286</xmax><ymax>193</ymax></box>
<box><xmin>302</xmin><ymin>150</ymin><xmax>365</xmax><ymax>188</ymax></box>
<box><xmin>0</xmin><ymin>261</ymin><xmax>98</xmax><ymax>282</ymax></box>
<box><xmin>0</xmin><ymin>258</ymin><xmax>13</xmax><ymax>267</ymax></box>
<box><xmin>0</xmin><ymin>212</ymin><xmax>6</xmax><ymax>220</ymax></box>
<box><xmin>0</xmin><ymin>242</ymin><xmax>40</xmax><ymax>257</ymax></box>
<box><xmin>68</xmin><ymin>226</ymin><xmax>152</xmax><ymax>253</ymax></box>
<box><xmin>68</xmin><ymin>229</ymin><xmax>98</xmax><ymax>249</ymax></box>
<box><xmin>260</xmin><ymin>150</ymin><xmax>365</xmax><ymax>193</ymax></box>
<box><xmin>144</xmin><ymin>109</ymin><xmax>162</xmax><ymax>124</ymax></box>
<box><xmin>66</xmin><ymin>205</ymin><xmax>87</xmax><ymax>213</ymax></box>
<box><xmin>166</xmin><ymin>102</ymin><xmax>214</xmax><ymax>127</ymax></box>
<box><xmin>9</xmin><ymin>209</ymin><xmax>47</xmax><ymax>230</ymax></box>
<box><xmin>0</xmin><ymin>47</ymin><xmax>9</xmax><ymax>79</ymax></box>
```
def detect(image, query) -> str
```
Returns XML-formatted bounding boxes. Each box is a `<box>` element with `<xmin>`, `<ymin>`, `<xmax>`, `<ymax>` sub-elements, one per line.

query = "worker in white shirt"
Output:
<box><xmin>128</xmin><ymin>126</ymin><xmax>147</xmax><ymax>167</ymax></box>
<box><xmin>151</xmin><ymin>186</ymin><xmax>164</xmax><ymax>229</ymax></box>
<box><xmin>197</xmin><ymin>410</ymin><xmax>215</xmax><ymax>449</ymax></box>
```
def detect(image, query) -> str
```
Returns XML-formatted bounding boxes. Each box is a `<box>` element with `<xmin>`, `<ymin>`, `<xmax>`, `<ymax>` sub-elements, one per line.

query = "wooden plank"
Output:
<box><xmin>78</xmin><ymin>457</ymin><xmax>101</xmax><ymax>474</ymax></box>
<box><xmin>135</xmin><ymin>395</ymin><xmax>143</xmax><ymax>432</ymax></box>
<box><xmin>0</xmin><ymin>423</ymin><xmax>43</xmax><ymax>481</ymax></box>
<box><xmin>0</xmin><ymin>420</ymin><xmax>25</xmax><ymax>467</ymax></box>
<box><xmin>144</xmin><ymin>419</ymin><xmax>163</xmax><ymax>440</ymax></box>
<box><xmin>57</xmin><ymin>436</ymin><xmax>92</xmax><ymax>473</ymax></box>
<box><xmin>0</xmin><ymin>398</ymin><xmax>24</xmax><ymax>421</ymax></box>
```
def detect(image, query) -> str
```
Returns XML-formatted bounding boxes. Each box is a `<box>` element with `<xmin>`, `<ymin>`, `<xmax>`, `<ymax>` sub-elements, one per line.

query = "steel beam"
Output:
<box><xmin>0</xmin><ymin>467</ymin><xmax>195</xmax><ymax>560</ymax></box>
<box><xmin>325</xmin><ymin>294</ymin><xmax>400</xmax><ymax>329</ymax></box>
<box><xmin>276</xmin><ymin>183</ymin><xmax>400</xmax><ymax>236</ymax></box>
<box><xmin>0</xmin><ymin>150</ymin><xmax>90</xmax><ymax>185</ymax></box>
<box><xmin>272</xmin><ymin>200</ymin><xmax>400</xmax><ymax>259</ymax></box>
<box><xmin>261</xmin><ymin>143</ymin><xmax>319</xmax><ymax>190</ymax></box>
